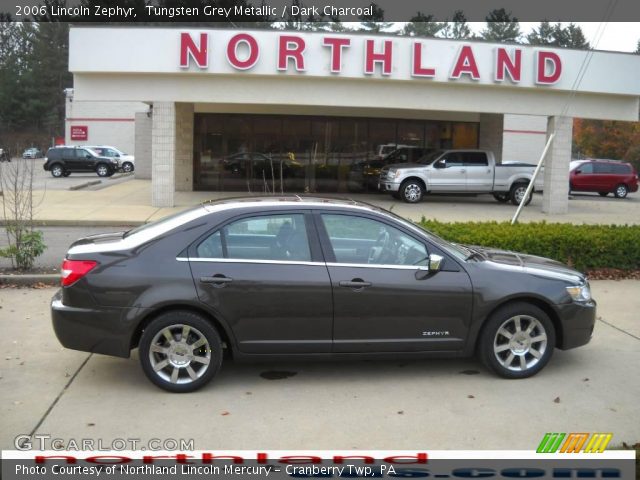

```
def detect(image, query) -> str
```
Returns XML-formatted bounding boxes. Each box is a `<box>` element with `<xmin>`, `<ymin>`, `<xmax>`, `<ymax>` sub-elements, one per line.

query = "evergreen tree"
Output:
<box><xmin>636</xmin><ymin>39</ymin><xmax>640</xmax><ymax>54</ymax></box>
<box><xmin>481</xmin><ymin>8</ymin><xmax>521</xmax><ymax>43</ymax></box>
<box><xmin>440</xmin><ymin>11</ymin><xmax>472</xmax><ymax>40</ymax></box>
<box><xmin>358</xmin><ymin>3</ymin><xmax>392</xmax><ymax>33</ymax></box>
<box><xmin>563</xmin><ymin>23</ymin><xmax>590</xmax><ymax>49</ymax></box>
<box><xmin>526</xmin><ymin>21</ymin><xmax>556</xmax><ymax>45</ymax></box>
<box><xmin>402</xmin><ymin>12</ymin><xmax>443</xmax><ymax>37</ymax></box>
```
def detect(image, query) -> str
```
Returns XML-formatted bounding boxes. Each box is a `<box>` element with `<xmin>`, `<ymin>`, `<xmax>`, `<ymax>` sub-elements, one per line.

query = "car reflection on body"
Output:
<box><xmin>52</xmin><ymin>197</ymin><xmax>596</xmax><ymax>392</ymax></box>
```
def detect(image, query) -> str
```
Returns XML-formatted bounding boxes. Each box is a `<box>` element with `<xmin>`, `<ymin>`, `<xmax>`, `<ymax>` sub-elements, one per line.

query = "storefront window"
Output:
<box><xmin>193</xmin><ymin>114</ymin><xmax>478</xmax><ymax>193</ymax></box>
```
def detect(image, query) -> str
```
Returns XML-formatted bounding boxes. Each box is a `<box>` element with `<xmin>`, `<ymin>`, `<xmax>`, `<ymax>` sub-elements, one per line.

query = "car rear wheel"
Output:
<box><xmin>139</xmin><ymin>311</ymin><xmax>223</xmax><ymax>393</ymax></box>
<box><xmin>493</xmin><ymin>192</ymin><xmax>510</xmax><ymax>203</ymax></box>
<box><xmin>510</xmin><ymin>183</ymin><xmax>532</xmax><ymax>206</ymax></box>
<box><xmin>614</xmin><ymin>184</ymin><xmax>628</xmax><ymax>199</ymax></box>
<box><xmin>122</xmin><ymin>161</ymin><xmax>134</xmax><ymax>173</ymax></box>
<box><xmin>399</xmin><ymin>179</ymin><xmax>424</xmax><ymax>203</ymax></box>
<box><xmin>96</xmin><ymin>163</ymin><xmax>111</xmax><ymax>177</ymax></box>
<box><xmin>51</xmin><ymin>164</ymin><xmax>64</xmax><ymax>178</ymax></box>
<box><xmin>479</xmin><ymin>302</ymin><xmax>555</xmax><ymax>379</ymax></box>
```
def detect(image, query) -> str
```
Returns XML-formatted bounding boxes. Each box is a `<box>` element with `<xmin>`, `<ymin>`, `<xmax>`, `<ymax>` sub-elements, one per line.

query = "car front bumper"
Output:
<box><xmin>379</xmin><ymin>180</ymin><xmax>401</xmax><ymax>192</ymax></box>
<box><xmin>51</xmin><ymin>289</ymin><xmax>140</xmax><ymax>358</ymax></box>
<box><xmin>556</xmin><ymin>300</ymin><xmax>597</xmax><ymax>350</ymax></box>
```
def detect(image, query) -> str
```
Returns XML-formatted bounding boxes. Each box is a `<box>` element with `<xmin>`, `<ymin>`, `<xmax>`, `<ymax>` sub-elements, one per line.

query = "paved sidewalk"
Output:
<box><xmin>21</xmin><ymin>179</ymin><xmax>640</xmax><ymax>226</ymax></box>
<box><xmin>0</xmin><ymin>281</ymin><xmax>638</xmax><ymax>450</ymax></box>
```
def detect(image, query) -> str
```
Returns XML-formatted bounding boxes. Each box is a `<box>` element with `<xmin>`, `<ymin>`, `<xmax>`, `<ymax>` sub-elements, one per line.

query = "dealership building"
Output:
<box><xmin>65</xmin><ymin>27</ymin><xmax>640</xmax><ymax>212</ymax></box>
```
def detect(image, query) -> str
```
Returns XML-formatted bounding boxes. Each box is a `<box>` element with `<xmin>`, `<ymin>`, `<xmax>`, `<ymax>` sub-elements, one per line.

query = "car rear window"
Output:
<box><xmin>611</xmin><ymin>164</ymin><xmax>631</xmax><ymax>174</ymax></box>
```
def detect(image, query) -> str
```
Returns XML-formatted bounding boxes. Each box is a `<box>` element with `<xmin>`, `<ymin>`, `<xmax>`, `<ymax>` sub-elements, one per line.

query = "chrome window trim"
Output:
<box><xmin>177</xmin><ymin>257</ymin><xmax>323</xmax><ymax>267</ymax></box>
<box><xmin>178</xmin><ymin>257</ymin><xmax>427</xmax><ymax>271</ymax></box>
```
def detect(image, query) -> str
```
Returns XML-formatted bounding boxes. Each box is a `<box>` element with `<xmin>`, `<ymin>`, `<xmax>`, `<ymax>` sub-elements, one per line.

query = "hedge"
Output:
<box><xmin>418</xmin><ymin>220</ymin><xmax>640</xmax><ymax>272</ymax></box>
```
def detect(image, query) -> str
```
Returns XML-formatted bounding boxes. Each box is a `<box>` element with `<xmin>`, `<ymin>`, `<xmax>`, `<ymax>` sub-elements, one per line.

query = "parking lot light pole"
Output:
<box><xmin>511</xmin><ymin>133</ymin><xmax>555</xmax><ymax>225</ymax></box>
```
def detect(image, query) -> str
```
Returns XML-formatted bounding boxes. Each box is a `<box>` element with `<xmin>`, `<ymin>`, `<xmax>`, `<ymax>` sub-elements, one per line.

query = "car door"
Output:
<box><xmin>463</xmin><ymin>152</ymin><xmax>493</xmax><ymax>192</ymax></box>
<box><xmin>571</xmin><ymin>162</ymin><xmax>594</xmax><ymax>191</ymax></box>
<box><xmin>75</xmin><ymin>148</ymin><xmax>95</xmax><ymax>171</ymax></box>
<box><xmin>427</xmin><ymin>152</ymin><xmax>467</xmax><ymax>192</ymax></box>
<box><xmin>188</xmin><ymin>211</ymin><xmax>333</xmax><ymax>354</ymax></box>
<box><xmin>316</xmin><ymin>212</ymin><xmax>473</xmax><ymax>353</ymax></box>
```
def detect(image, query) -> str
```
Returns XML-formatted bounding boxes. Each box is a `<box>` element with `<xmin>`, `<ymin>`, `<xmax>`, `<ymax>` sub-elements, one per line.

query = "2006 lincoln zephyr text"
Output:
<box><xmin>52</xmin><ymin>197</ymin><xmax>596</xmax><ymax>392</ymax></box>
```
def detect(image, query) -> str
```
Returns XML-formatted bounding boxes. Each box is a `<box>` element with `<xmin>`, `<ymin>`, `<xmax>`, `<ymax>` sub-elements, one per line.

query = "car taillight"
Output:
<box><xmin>61</xmin><ymin>259</ymin><xmax>98</xmax><ymax>287</ymax></box>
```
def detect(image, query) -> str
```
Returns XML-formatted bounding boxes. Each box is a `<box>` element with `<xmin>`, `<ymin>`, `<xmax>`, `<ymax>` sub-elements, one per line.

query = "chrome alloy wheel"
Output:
<box><xmin>148</xmin><ymin>324</ymin><xmax>211</xmax><ymax>384</ymax></box>
<box><xmin>493</xmin><ymin>315</ymin><xmax>548</xmax><ymax>372</ymax></box>
<box><xmin>404</xmin><ymin>183</ymin><xmax>421</xmax><ymax>202</ymax></box>
<box><xmin>513</xmin><ymin>186</ymin><xmax>528</xmax><ymax>204</ymax></box>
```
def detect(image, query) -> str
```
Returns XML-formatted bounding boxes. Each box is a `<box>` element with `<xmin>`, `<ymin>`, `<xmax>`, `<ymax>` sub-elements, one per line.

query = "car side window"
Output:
<box><xmin>196</xmin><ymin>214</ymin><xmax>311</xmax><ymax>262</ymax></box>
<box><xmin>594</xmin><ymin>163</ymin><xmax>613</xmax><ymax>174</ymax></box>
<box><xmin>76</xmin><ymin>149</ymin><xmax>90</xmax><ymax>158</ymax></box>
<box><xmin>321</xmin><ymin>214</ymin><xmax>428</xmax><ymax>267</ymax></box>
<box><xmin>441</xmin><ymin>153</ymin><xmax>463</xmax><ymax>167</ymax></box>
<box><xmin>612</xmin><ymin>164</ymin><xmax>630</xmax><ymax>174</ymax></box>
<box><xmin>578</xmin><ymin>163</ymin><xmax>594</xmax><ymax>174</ymax></box>
<box><xmin>462</xmin><ymin>152</ymin><xmax>488</xmax><ymax>166</ymax></box>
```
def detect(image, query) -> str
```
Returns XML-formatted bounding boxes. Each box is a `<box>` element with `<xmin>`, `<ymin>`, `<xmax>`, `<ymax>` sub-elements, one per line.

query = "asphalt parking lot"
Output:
<box><xmin>1</xmin><ymin>281</ymin><xmax>638</xmax><ymax>451</ymax></box>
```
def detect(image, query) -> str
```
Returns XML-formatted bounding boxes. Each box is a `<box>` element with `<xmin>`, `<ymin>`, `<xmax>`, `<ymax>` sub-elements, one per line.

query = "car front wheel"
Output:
<box><xmin>122</xmin><ymin>161</ymin><xmax>134</xmax><ymax>173</ymax></box>
<box><xmin>51</xmin><ymin>164</ymin><xmax>64</xmax><ymax>178</ymax></box>
<box><xmin>614</xmin><ymin>184</ymin><xmax>628</xmax><ymax>199</ymax></box>
<box><xmin>399</xmin><ymin>179</ymin><xmax>424</xmax><ymax>203</ymax></box>
<box><xmin>479</xmin><ymin>302</ymin><xmax>555</xmax><ymax>379</ymax></box>
<box><xmin>139</xmin><ymin>311</ymin><xmax>223</xmax><ymax>393</ymax></box>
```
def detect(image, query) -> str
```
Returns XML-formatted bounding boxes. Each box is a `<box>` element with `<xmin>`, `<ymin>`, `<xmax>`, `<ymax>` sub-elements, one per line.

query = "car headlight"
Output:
<box><xmin>566</xmin><ymin>283</ymin><xmax>591</xmax><ymax>302</ymax></box>
<box><xmin>389</xmin><ymin>170</ymin><xmax>400</xmax><ymax>179</ymax></box>
<box><xmin>110</xmin><ymin>159</ymin><xmax>119</xmax><ymax>164</ymax></box>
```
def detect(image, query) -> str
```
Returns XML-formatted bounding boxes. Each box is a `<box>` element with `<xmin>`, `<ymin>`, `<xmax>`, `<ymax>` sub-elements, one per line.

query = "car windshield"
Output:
<box><xmin>418</xmin><ymin>150</ymin><xmax>445</xmax><ymax>164</ymax></box>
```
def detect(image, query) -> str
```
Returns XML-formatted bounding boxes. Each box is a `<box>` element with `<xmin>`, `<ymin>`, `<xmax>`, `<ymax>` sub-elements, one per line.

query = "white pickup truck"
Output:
<box><xmin>379</xmin><ymin>149</ymin><xmax>543</xmax><ymax>205</ymax></box>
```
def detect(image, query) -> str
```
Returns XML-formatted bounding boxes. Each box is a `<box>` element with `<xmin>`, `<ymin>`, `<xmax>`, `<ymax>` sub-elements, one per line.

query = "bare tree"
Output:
<box><xmin>0</xmin><ymin>152</ymin><xmax>45</xmax><ymax>270</ymax></box>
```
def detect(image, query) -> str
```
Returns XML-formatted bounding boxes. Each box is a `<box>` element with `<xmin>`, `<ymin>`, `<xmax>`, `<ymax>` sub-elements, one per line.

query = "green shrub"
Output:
<box><xmin>418</xmin><ymin>219</ymin><xmax>640</xmax><ymax>272</ymax></box>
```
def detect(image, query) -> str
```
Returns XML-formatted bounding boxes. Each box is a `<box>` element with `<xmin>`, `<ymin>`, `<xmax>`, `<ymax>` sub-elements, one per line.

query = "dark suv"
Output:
<box><xmin>569</xmin><ymin>159</ymin><xmax>638</xmax><ymax>198</ymax></box>
<box><xmin>43</xmin><ymin>146</ymin><xmax>120</xmax><ymax>178</ymax></box>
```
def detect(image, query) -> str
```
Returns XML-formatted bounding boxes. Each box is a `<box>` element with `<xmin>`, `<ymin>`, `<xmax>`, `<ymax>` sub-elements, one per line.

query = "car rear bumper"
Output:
<box><xmin>556</xmin><ymin>300</ymin><xmax>597</xmax><ymax>350</ymax></box>
<box><xmin>51</xmin><ymin>289</ymin><xmax>139</xmax><ymax>358</ymax></box>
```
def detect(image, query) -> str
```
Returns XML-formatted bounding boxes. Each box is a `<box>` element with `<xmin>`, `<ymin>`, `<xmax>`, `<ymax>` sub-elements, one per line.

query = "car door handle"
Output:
<box><xmin>339</xmin><ymin>279</ymin><xmax>372</xmax><ymax>289</ymax></box>
<box><xmin>200</xmin><ymin>275</ymin><xmax>233</xmax><ymax>286</ymax></box>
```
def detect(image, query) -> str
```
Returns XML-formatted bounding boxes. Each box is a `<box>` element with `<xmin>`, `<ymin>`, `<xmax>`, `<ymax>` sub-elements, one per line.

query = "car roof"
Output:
<box><xmin>201</xmin><ymin>195</ymin><xmax>382</xmax><ymax>214</ymax></box>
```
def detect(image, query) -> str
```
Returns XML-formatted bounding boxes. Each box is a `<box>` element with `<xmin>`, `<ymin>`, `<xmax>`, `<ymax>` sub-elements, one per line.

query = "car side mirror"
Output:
<box><xmin>574</xmin><ymin>169</ymin><xmax>581</xmax><ymax>174</ymax></box>
<box><xmin>434</xmin><ymin>160</ymin><xmax>445</xmax><ymax>169</ymax></box>
<box><xmin>415</xmin><ymin>253</ymin><xmax>444</xmax><ymax>280</ymax></box>
<box><xmin>429</xmin><ymin>254</ymin><xmax>444</xmax><ymax>272</ymax></box>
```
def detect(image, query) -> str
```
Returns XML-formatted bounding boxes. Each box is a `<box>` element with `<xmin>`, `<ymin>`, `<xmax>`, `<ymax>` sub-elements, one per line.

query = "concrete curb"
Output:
<box><xmin>69</xmin><ymin>180</ymin><xmax>102</xmax><ymax>191</ymax></box>
<box><xmin>109</xmin><ymin>172</ymin><xmax>133</xmax><ymax>180</ymax></box>
<box><xmin>0</xmin><ymin>274</ymin><xmax>59</xmax><ymax>286</ymax></box>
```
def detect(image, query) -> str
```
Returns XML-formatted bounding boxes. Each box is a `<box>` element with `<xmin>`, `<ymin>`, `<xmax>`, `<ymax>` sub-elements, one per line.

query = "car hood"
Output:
<box><xmin>120</xmin><ymin>154</ymin><xmax>135</xmax><ymax>162</ymax></box>
<box><xmin>469</xmin><ymin>245</ymin><xmax>586</xmax><ymax>284</ymax></box>
<box><xmin>387</xmin><ymin>162</ymin><xmax>424</xmax><ymax>170</ymax></box>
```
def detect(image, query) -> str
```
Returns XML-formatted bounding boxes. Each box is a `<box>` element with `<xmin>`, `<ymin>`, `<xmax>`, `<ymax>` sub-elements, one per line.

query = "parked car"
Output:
<box><xmin>43</xmin><ymin>146</ymin><xmax>119</xmax><ymax>177</ymax></box>
<box><xmin>0</xmin><ymin>148</ymin><xmax>8</xmax><ymax>162</ymax></box>
<box><xmin>376</xmin><ymin>143</ymin><xmax>412</xmax><ymax>159</ymax></box>
<box><xmin>349</xmin><ymin>147</ymin><xmax>431</xmax><ymax>191</ymax></box>
<box><xmin>52</xmin><ymin>196</ymin><xmax>595</xmax><ymax>392</ymax></box>
<box><xmin>22</xmin><ymin>147</ymin><xmax>43</xmax><ymax>159</ymax></box>
<box><xmin>379</xmin><ymin>150</ymin><xmax>543</xmax><ymax>205</ymax></box>
<box><xmin>84</xmin><ymin>145</ymin><xmax>135</xmax><ymax>173</ymax></box>
<box><xmin>569</xmin><ymin>159</ymin><xmax>638</xmax><ymax>198</ymax></box>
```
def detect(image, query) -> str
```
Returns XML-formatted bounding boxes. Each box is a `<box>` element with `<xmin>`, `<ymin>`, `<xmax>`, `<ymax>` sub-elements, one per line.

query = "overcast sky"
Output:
<box><xmin>468</xmin><ymin>22</ymin><xmax>639</xmax><ymax>53</ymax></box>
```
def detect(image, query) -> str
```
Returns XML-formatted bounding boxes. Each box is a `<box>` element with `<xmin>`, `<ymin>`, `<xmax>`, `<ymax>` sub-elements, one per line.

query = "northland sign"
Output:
<box><xmin>68</xmin><ymin>28</ymin><xmax>640</xmax><ymax>97</ymax></box>
<box><xmin>179</xmin><ymin>32</ymin><xmax>563</xmax><ymax>84</ymax></box>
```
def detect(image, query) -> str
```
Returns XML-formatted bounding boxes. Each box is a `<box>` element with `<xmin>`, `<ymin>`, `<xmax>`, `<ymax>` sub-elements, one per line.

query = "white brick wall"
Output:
<box><xmin>65</xmin><ymin>97</ymin><xmax>147</xmax><ymax>153</ymax></box>
<box><xmin>502</xmin><ymin>114</ymin><xmax>547</xmax><ymax>164</ymax></box>
<box><xmin>542</xmin><ymin>116</ymin><xmax>573</xmax><ymax>214</ymax></box>
<box><xmin>151</xmin><ymin>102</ymin><xmax>176</xmax><ymax>207</ymax></box>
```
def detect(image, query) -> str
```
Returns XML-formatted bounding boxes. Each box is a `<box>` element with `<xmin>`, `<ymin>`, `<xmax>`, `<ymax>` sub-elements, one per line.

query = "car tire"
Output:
<box><xmin>510</xmin><ymin>183</ymin><xmax>532</xmax><ymax>206</ymax></box>
<box><xmin>139</xmin><ymin>311</ymin><xmax>223</xmax><ymax>393</ymax></box>
<box><xmin>399</xmin><ymin>179</ymin><xmax>424</xmax><ymax>203</ymax></box>
<box><xmin>50</xmin><ymin>164</ymin><xmax>64</xmax><ymax>178</ymax></box>
<box><xmin>479</xmin><ymin>302</ymin><xmax>556</xmax><ymax>379</ymax></box>
<box><xmin>96</xmin><ymin>163</ymin><xmax>111</xmax><ymax>177</ymax></box>
<box><xmin>598</xmin><ymin>192</ymin><xmax>608</xmax><ymax>197</ymax></box>
<box><xmin>614</xmin><ymin>184</ymin><xmax>628</xmax><ymax>199</ymax></box>
<box><xmin>493</xmin><ymin>193</ymin><xmax>510</xmax><ymax>203</ymax></box>
<box><xmin>122</xmin><ymin>161</ymin><xmax>134</xmax><ymax>173</ymax></box>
